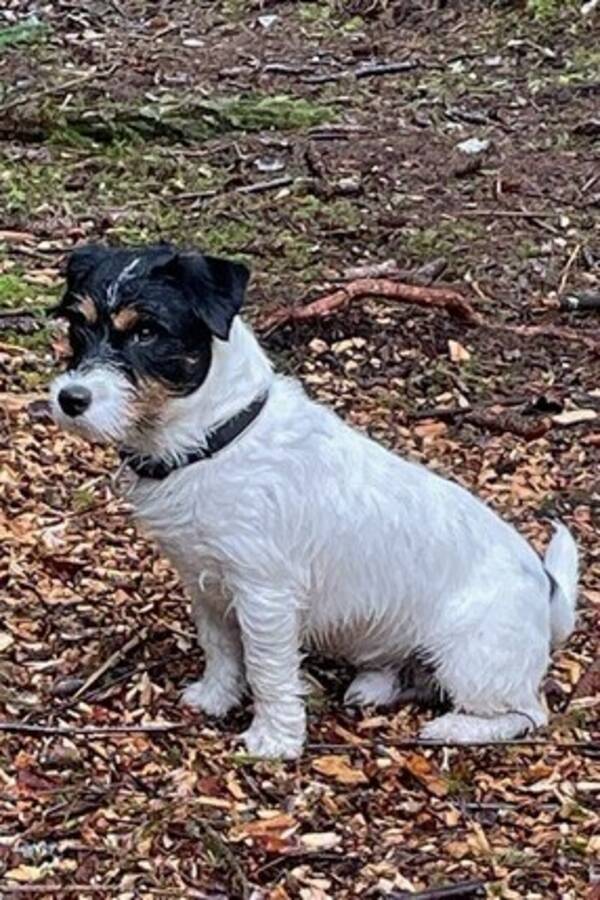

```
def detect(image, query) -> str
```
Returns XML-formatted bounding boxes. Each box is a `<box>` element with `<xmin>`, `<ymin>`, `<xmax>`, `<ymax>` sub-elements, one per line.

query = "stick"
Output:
<box><xmin>236</xmin><ymin>176</ymin><xmax>293</xmax><ymax>195</ymax></box>
<box><xmin>0</xmin><ymin>64</ymin><xmax>119</xmax><ymax>116</ymax></box>
<box><xmin>355</xmin><ymin>60</ymin><xmax>419</xmax><ymax>78</ymax></box>
<box><xmin>385</xmin><ymin>880</ymin><xmax>486</xmax><ymax>899</ymax></box>
<box><xmin>0</xmin><ymin>721</ymin><xmax>185</xmax><ymax>736</ymax></box>
<box><xmin>558</xmin><ymin>243</ymin><xmax>582</xmax><ymax>296</ymax></box>
<box><xmin>0</xmin><ymin>307</ymin><xmax>40</xmax><ymax>319</ymax></box>
<box><xmin>198</xmin><ymin>820</ymin><xmax>250</xmax><ymax>900</ymax></box>
<box><xmin>449</xmin><ymin>209</ymin><xmax>559</xmax><ymax>219</ymax></box>
<box><xmin>486</xmin><ymin>321</ymin><xmax>600</xmax><ymax>352</ymax></box>
<box><xmin>260</xmin><ymin>278</ymin><xmax>480</xmax><ymax>333</ymax></box>
<box><xmin>72</xmin><ymin>629</ymin><xmax>148</xmax><ymax>700</ymax></box>
<box><xmin>307</xmin><ymin>737</ymin><xmax>594</xmax><ymax>751</ymax></box>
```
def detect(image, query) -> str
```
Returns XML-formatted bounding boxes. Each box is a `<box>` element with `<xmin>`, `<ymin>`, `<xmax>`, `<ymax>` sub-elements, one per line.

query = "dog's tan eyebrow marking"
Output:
<box><xmin>111</xmin><ymin>307</ymin><xmax>141</xmax><ymax>331</ymax></box>
<box><xmin>74</xmin><ymin>294</ymin><xmax>98</xmax><ymax>325</ymax></box>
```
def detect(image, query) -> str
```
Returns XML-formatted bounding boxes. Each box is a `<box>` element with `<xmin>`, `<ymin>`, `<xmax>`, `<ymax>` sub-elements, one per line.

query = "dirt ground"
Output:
<box><xmin>0</xmin><ymin>1</ymin><xmax>599</xmax><ymax>898</ymax></box>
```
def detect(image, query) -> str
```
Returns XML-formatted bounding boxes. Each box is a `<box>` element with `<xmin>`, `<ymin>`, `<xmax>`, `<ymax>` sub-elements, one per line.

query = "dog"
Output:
<box><xmin>49</xmin><ymin>243</ymin><xmax>578</xmax><ymax>759</ymax></box>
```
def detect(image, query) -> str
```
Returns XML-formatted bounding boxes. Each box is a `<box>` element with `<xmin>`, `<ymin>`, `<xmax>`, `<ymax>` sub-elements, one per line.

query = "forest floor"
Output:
<box><xmin>0</xmin><ymin>1</ymin><xmax>598</xmax><ymax>898</ymax></box>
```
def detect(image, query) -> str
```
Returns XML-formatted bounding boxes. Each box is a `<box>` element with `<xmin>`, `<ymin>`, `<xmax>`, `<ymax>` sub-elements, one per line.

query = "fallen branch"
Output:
<box><xmin>385</xmin><ymin>879</ymin><xmax>486</xmax><ymax>899</ymax></box>
<box><xmin>236</xmin><ymin>175</ymin><xmax>293</xmax><ymax>195</ymax></box>
<box><xmin>0</xmin><ymin>307</ymin><xmax>40</xmax><ymax>319</ymax></box>
<box><xmin>260</xmin><ymin>278</ymin><xmax>480</xmax><ymax>333</ymax></box>
<box><xmin>0</xmin><ymin>721</ymin><xmax>185</xmax><ymax>736</ymax></box>
<box><xmin>72</xmin><ymin>628</ymin><xmax>148</xmax><ymax>700</ymax></box>
<box><xmin>0</xmin><ymin>64</ymin><xmax>119</xmax><ymax>116</ymax></box>
<box><xmin>307</xmin><ymin>737</ymin><xmax>594</xmax><ymax>751</ymax></box>
<box><xmin>355</xmin><ymin>60</ymin><xmax>419</xmax><ymax>78</ymax></box>
<box><xmin>486</xmin><ymin>321</ymin><xmax>600</xmax><ymax>352</ymax></box>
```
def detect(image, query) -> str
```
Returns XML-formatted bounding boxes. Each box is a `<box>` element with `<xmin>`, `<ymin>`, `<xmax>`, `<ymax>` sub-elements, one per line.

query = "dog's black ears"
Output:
<box><xmin>50</xmin><ymin>244</ymin><xmax>114</xmax><ymax>318</ymax></box>
<box><xmin>66</xmin><ymin>244</ymin><xmax>113</xmax><ymax>291</ymax></box>
<box><xmin>164</xmin><ymin>252</ymin><xmax>250</xmax><ymax>341</ymax></box>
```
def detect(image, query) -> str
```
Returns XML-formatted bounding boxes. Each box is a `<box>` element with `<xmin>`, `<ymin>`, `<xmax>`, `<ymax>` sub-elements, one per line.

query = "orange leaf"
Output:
<box><xmin>404</xmin><ymin>753</ymin><xmax>448</xmax><ymax>797</ymax></box>
<box><xmin>312</xmin><ymin>754</ymin><xmax>368</xmax><ymax>785</ymax></box>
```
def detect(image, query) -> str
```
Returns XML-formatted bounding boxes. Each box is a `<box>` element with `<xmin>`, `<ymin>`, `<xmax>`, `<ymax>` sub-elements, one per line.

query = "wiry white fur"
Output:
<box><xmin>50</xmin><ymin>364</ymin><xmax>134</xmax><ymax>444</ymax></box>
<box><xmin>50</xmin><ymin>319</ymin><xmax>578</xmax><ymax>758</ymax></box>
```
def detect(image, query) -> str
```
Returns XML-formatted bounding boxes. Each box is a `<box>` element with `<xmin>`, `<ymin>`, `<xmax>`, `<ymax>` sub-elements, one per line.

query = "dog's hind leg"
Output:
<box><xmin>344</xmin><ymin>669</ymin><xmax>402</xmax><ymax>707</ymax></box>
<box><xmin>420</xmin><ymin>591</ymin><xmax>549</xmax><ymax>743</ymax></box>
<box><xmin>182</xmin><ymin>595</ymin><xmax>245</xmax><ymax>717</ymax></box>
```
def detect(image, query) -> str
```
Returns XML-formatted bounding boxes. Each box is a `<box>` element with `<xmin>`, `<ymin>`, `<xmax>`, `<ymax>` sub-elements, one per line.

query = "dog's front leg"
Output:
<box><xmin>236</xmin><ymin>590</ymin><xmax>305</xmax><ymax>760</ymax></box>
<box><xmin>182</xmin><ymin>595</ymin><xmax>245</xmax><ymax>718</ymax></box>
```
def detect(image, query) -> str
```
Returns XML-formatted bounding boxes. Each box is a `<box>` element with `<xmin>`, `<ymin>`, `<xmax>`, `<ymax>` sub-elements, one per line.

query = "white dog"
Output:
<box><xmin>50</xmin><ymin>244</ymin><xmax>578</xmax><ymax>759</ymax></box>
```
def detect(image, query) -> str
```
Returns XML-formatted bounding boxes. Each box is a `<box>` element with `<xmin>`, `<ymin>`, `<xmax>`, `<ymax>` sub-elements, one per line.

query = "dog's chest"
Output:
<box><xmin>131</xmin><ymin>476</ymin><xmax>225</xmax><ymax>585</ymax></box>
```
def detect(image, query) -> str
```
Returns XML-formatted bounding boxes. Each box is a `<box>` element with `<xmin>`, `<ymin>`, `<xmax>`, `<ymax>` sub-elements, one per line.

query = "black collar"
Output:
<box><xmin>119</xmin><ymin>391</ymin><xmax>269</xmax><ymax>480</ymax></box>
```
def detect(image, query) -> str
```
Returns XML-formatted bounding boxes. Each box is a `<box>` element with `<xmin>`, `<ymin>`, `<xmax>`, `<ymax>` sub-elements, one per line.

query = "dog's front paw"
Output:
<box><xmin>181</xmin><ymin>678</ymin><xmax>241</xmax><ymax>718</ymax></box>
<box><xmin>242</xmin><ymin>719</ymin><xmax>304</xmax><ymax>760</ymax></box>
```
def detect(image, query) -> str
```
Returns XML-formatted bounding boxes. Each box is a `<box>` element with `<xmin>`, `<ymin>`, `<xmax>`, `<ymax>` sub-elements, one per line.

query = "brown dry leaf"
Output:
<box><xmin>231</xmin><ymin>813</ymin><xmax>297</xmax><ymax>841</ymax></box>
<box><xmin>0</xmin><ymin>632</ymin><xmax>15</xmax><ymax>652</ymax></box>
<box><xmin>299</xmin><ymin>832</ymin><xmax>342</xmax><ymax>850</ymax></box>
<box><xmin>448</xmin><ymin>338</ymin><xmax>471</xmax><ymax>363</ymax></box>
<box><xmin>404</xmin><ymin>753</ymin><xmax>448</xmax><ymax>797</ymax></box>
<box><xmin>469</xmin><ymin>821</ymin><xmax>492</xmax><ymax>856</ymax></box>
<box><xmin>414</xmin><ymin>420</ymin><xmax>449</xmax><ymax>439</ymax></box>
<box><xmin>312</xmin><ymin>754</ymin><xmax>368</xmax><ymax>785</ymax></box>
<box><xmin>552</xmin><ymin>408</ymin><xmax>597</xmax><ymax>426</ymax></box>
<box><xmin>5</xmin><ymin>865</ymin><xmax>47</xmax><ymax>883</ymax></box>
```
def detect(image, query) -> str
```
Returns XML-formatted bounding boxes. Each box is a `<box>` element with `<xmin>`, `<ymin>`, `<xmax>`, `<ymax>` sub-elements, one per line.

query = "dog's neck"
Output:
<box><xmin>123</xmin><ymin>319</ymin><xmax>274</xmax><ymax>462</ymax></box>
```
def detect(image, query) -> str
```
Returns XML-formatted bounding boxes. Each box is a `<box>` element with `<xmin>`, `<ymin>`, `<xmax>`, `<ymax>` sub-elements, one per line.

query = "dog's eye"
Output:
<box><xmin>130</xmin><ymin>323</ymin><xmax>159</xmax><ymax>344</ymax></box>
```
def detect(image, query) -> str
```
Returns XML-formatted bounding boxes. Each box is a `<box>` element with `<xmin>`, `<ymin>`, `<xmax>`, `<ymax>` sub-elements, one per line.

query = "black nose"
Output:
<box><xmin>58</xmin><ymin>385</ymin><xmax>92</xmax><ymax>417</ymax></box>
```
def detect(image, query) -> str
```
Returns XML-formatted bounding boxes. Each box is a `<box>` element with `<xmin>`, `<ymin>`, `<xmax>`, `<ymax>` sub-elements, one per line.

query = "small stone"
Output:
<box><xmin>456</xmin><ymin>137</ymin><xmax>490</xmax><ymax>155</ymax></box>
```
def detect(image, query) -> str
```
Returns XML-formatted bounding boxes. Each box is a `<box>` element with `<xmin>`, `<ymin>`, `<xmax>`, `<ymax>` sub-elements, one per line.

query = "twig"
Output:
<box><xmin>558</xmin><ymin>243</ymin><xmax>582</xmax><ymax>296</ymax></box>
<box><xmin>198</xmin><ymin>820</ymin><xmax>250</xmax><ymax>900</ymax></box>
<box><xmin>0</xmin><ymin>307</ymin><xmax>40</xmax><ymax>319</ymax></box>
<box><xmin>385</xmin><ymin>879</ymin><xmax>487</xmax><ymax>899</ymax></box>
<box><xmin>485</xmin><ymin>321</ymin><xmax>600</xmax><ymax>352</ymax></box>
<box><xmin>0</xmin><ymin>721</ymin><xmax>185</xmax><ymax>736</ymax></box>
<box><xmin>236</xmin><ymin>176</ymin><xmax>293</xmax><ymax>195</ymax></box>
<box><xmin>450</xmin><ymin>209</ymin><xmax>559</xmax><ymax>219</ymax></box>
<box><xmin>307</xmin><ymin>737</ymin><xmax>595</xmax><ymax>751</ymax></box>
<box><xmin>259</xmin><ymin>278</ymin><xmax>480</xmax><ymax>334</ymax></box>
<box><xmin>72</xmin><ymin>629</ymin><xmax>148</xmax><ymax>700</ymax></box>
<box><xmin>355</xmin><ymin>60</ymin><xmax>419</xmax><ymax>78</ymax></box>
<box><xmin>0</xmin><ymin>64</ymin><xmax>119</xmax><ymax>116</ymax></box>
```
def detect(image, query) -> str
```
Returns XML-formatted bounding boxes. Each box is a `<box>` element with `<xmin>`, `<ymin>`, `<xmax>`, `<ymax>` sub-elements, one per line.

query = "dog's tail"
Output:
<box><xmin>543</xmin><ymin>521</ymin><xmax>578</xmax><ymax>648</ymax></box>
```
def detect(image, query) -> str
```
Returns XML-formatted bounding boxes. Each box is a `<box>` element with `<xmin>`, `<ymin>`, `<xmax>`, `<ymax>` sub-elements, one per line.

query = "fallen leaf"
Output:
<box><xmin>299</xmin><ymin>832</ymin><xmax>341</xmax><ymax>850</ymax></box>
<box><xmin>448</xmin><ymin>339</ymin><xmax>471</xmax><ymax>363</ymax></box>
<box><xmin>231</xmin><ymin>813</ymin><xmax>297</xmax><ymax>841</ymax></box>
<box><xmin>0</xmin><ymin>632</ymin><xmax>15</xmax><ymax>652</ymax></box>
<box><xmin>5</xmin><ymin>865</ymin><xmax>47</xmax><ymax>883</ymax></box>
<box><xmin>404</xmin><ymin>753</ymin><xmax>448</xmax><ymax>797</ymax></box>
<box><xmin>312</xmin><ymin>754</ymin><xmax>368</xmax><ymax>785</ymax></box>
<box><xmin>552</xmin><ymin>408</ymin><xmax>597</xmax><ymax>426</ymax></box>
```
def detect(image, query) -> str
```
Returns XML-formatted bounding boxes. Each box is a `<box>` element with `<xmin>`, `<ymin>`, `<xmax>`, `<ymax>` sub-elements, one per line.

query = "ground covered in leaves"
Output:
<box><xmin>1</xmin><ymin>1</ymin><xmax>599</xmax><ymax>897</ymax></box>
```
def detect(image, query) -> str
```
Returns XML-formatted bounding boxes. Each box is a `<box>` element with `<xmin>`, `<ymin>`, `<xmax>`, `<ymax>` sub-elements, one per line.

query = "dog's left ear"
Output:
<box><xmin>169</xmin><ymin>253</ymin><xmax>250</xmax><ymax>341</ymax></box>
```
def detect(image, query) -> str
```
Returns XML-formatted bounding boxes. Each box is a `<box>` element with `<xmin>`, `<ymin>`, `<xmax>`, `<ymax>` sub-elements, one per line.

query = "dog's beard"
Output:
<box><xmin>50</xmin><ymin>364</ymin><xmax>135</xmax><ymax>445</ymax></box>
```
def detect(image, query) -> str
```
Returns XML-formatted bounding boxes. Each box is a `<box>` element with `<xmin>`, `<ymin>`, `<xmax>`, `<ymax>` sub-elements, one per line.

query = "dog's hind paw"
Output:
<box><xmin>181</xmin><ymin>678</ymin><xmax>241</xmax><ymax>717</ymax></box>
<box><xmin>420</xmin><ymin>709</ymin><xmax>546</xmax><ymax>743</ymax></box>
<box><xmin>242</xmin><ymin>720</ymin><xmax>304</xmax><ymax>760</ymax></box>
<box><xmin>344</xmin><ymin>669</ymin><xmax>401</xmax><ymax>708</ymax></box>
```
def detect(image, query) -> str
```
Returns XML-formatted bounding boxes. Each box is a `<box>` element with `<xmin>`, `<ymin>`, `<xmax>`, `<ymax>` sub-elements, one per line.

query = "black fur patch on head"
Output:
<box><xmin>52</xmin><ymin>243</ymin><xmax>249</xmax><ymax>397</ymax></box>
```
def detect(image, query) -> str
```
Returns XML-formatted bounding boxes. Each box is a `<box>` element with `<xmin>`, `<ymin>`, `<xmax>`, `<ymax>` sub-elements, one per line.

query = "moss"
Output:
<box><xmin>527</xmin><ymin>0</ymin><xmax>578</xmax><ymax>18</ymax></box>
<box><xmin>0</xmin><ymin>273</ymin><xmax>33</xmax><ymax>309</ymax></box>
<box><xmin>402</xmin><ymin>220</ymin><xmax>485</xmax><ymax>268</ymax></box>
<box><xmin>0</xmin><ymin>19</ymin><xmax>49</xmax><ymax>50</ymax></box>
<box><xmin>42</xmin><ymin>94</ymin><xmax>336</xmax><ymax>146</ymax></box>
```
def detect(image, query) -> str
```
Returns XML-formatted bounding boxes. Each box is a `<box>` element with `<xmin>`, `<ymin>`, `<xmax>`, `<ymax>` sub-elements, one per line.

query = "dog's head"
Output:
<box><xmin>49</xmin><ymin>243</ymin><xmax>249</xmax><ymax>445</ymax></box>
